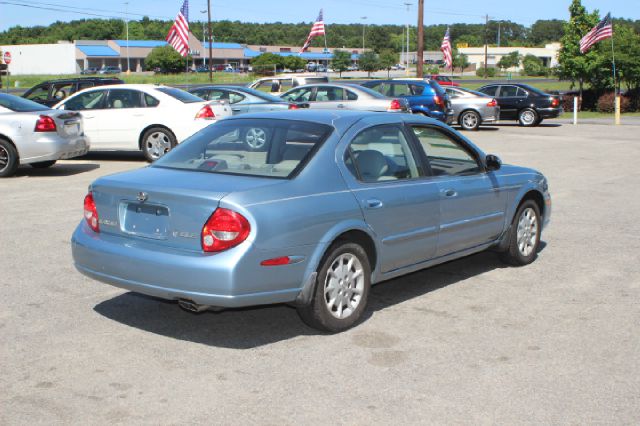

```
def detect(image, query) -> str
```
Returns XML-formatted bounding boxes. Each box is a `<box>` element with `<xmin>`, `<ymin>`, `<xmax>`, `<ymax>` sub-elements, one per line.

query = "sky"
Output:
<box><xmin>0</xmin><ymin>0</ymin><xmax>637</xmax><ymax>32</ymax></box>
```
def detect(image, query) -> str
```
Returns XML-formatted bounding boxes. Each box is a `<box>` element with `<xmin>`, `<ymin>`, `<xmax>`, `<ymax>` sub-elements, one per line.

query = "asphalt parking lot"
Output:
<box><xmin>1</xmin><ymin>119</ymin><xmax>639</xmax><ymax>424</ymax></box>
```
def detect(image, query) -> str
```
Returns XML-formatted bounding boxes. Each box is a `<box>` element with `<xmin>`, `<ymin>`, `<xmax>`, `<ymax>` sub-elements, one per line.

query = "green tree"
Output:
<box><xmin>530</xmin><ymin>19</ymin><xmax>565</xmax><ymax>45</ymax></box>
<box><xmin>250</xmin><ymin>52</ymin><xmax>285</xmax><ymax>73</ymax></box>
<box><xmin>557</xmin><ymin>0</ymin><xmax>600</xmax><ymax>103</ymax></box>
<box><xmin>331</xmin><ymin>50</ymin><xmax>351</xmax><ymax>77</ymax></box>
<box><xmin>453</xmin><ymin>52</ymin><xmax>469</xmax><ymax>74</ymax></box>
<box><xmin>283</xmin><ymin>55</ymin><xmax>306</xmax><ymax>71</ymax></box>
<box><xmin>358</xmin><ymin>51</ymin><xmax>380</xmax><ymax>77</ymax></box>
<box><xmin>367</xmin><ymin>26</ymin><xmax>393</xmax><ymax>53</ymax></box>
<box><xmin>497</xmin><ymin>51</ymin><xmax>521</xmax><ymax>70</ymax></box>
<box><xmin>522</xmin><ymin>54</ymin><xmax>546</xmax><ymax>76</ymax></box>
<box><xmin>379</xmin><ymin>49</ymin><xmax>398</xmax><ymax>78</ymax></box>
<box><xmin>145</xmin><ymin>45</ymin><xmax>189</xmax><ymax>73</ymax></box>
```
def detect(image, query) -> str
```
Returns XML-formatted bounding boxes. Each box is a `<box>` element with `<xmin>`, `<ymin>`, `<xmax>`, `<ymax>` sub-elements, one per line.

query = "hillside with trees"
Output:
<box><xmin>3</xmin><ymin>17</ymin><xmax>638</xmax><ymax>52</ymax></box>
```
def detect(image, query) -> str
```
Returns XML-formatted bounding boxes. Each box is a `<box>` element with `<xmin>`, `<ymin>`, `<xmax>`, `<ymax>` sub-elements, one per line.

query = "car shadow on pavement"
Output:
<box><xmin>93</xmin><ymin>247</ymin><xmax>548</xmax><ymax>349</ymax></box>
<box><xmin>79</xmin><ymin>151</ymin><xmax>146</xmax><ymax>162</ymax></box>
<box><xmin>494</xmin><ymin>123</ymin><xmax>562</xmax><ymax>128</ymax></box>
<box><xmin>14</xmin><ymin>163</ymin><xmax>99</xmax><ymax>177</ymax></box>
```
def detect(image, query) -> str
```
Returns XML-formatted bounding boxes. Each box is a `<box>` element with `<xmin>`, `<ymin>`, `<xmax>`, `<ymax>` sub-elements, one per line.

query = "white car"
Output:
<box><xmin>0</xmin><ymin>93</ymin><xmax>89</xmax><ymax>177</ymax></box>
<box><xmin>54</xmin><ymin>84</ymin><xmax>231</xmax><ymax>161</ymax></box>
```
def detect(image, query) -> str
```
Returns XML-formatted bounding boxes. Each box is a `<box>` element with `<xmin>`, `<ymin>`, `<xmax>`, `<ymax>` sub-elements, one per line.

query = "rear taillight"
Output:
<box><xmin>550</xmin><ymin>98</ymin><xmax>559</xmax><ymax>107</ymax></box>
<box><xmin>35</xmin><ymin>115</ymin><xmax>57</xmax><ymax>132</ymax></box>
<box><xmin>83</xmin><ymin>192</ymin><xmax>99</xmax><ymax>233</ymax></box>
<box><xmin>389</xmin><ymin>99</ymin><xmax>403</xmax><ymax>111</ymax></box>
<box><xmin>195</xmin><ymin>104</ymin><xmax>215</xmax><ymax>120</ymax></box>
<box><xmin>201</xmin><ymin>208</ymin><xmax>250</xmax><ymax>252</ymax></box>
<box><xmin>486</xmin><ymin>99</ymin><xmax>497</xmax><ymax>107</ymax></box>
<box><xmin>288</xmin><ymin>103</ymin><xmax>299</xmax><ymax>110</ymax></box>
<box><xmin>433</xmin><ymin>95</ymin><xmax>444</xmax><ymax>108</ymax></box>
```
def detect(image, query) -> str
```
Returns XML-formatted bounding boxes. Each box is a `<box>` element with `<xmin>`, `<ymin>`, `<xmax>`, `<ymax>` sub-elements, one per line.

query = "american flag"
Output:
<box><xmin>580</xmin><ymin>13</ymin><xmax>613</xmax><ymax>53</ymax></box>
<box><xmin>300</xmin><ymin>9</ymin><xmax>325</xmax><ymax>53</ymax></box>
<box><xmin>440</xmin><ymin>27</ymin><xmax>453</xmax><ymax>69</ymax></box>
<box><xmin>166</xmin><ymin>0</ymin><xmax>190</xmax><ymax>57</ymax></box>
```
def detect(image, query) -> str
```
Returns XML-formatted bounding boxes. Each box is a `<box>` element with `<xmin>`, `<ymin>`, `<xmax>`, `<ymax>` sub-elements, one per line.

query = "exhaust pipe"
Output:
<box><xmin>178</xmin><ymin>299</ymin><xmax>210</xmax><ymax>313</ymax></box>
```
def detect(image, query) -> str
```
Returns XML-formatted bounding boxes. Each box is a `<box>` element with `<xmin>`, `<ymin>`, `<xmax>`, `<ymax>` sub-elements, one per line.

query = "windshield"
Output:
<box><xmin>0</xmin><ymin>94</ymin><xmax>50</xmax><ymax>112</ymax></box>
<box><xmin>155</xmin><ymin>87</ymin><xmax>202</xmax><ymax>103</ymax></box>
<box><xmin>153</xmin><ymin>118</ymin><xmax>333</xmax><ymax>179</ymax></box>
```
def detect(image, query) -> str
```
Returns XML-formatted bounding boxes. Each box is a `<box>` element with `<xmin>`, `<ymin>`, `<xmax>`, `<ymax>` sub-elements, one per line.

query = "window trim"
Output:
<box><xmin>406</xmin><ymin>123</ymin><xmax>486</xmax><ymax>177</ymax></box>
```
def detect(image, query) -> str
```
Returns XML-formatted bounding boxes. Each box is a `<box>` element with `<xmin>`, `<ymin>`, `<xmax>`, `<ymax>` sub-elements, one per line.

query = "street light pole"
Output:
<box><xmin>207</xmin><ymin>0</ymin><xmax>213</xmax><ymax>82</ymax></box>
<box><xmin>200</xmin><ymin>10</ymin><xmax>207</xmax><ymax>69</ymax></box>
<box><xmin>360</xmin><ymin>16</ymin><xmax>367</xmax><ymax>50</ymax></box>
<box><xmin>404</xmin><ymin>2</ymin><xmax>411</xmax><ymax>75</ymax></box>
<box><xmin>124</xmin><ymin>2</ymin><xmax>130</xmax><ymax>73</ymax></box>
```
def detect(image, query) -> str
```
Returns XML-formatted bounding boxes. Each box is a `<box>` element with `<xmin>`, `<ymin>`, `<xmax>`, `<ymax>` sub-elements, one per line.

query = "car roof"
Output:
<box><xmin>34</xmin><ymin>77</ymin><xmax>122</xmax><ymax>84</ymax></box>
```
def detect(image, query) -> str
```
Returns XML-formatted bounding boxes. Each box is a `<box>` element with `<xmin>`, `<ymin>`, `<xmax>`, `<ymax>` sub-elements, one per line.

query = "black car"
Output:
<box><xmin>476</xmin><ymin>83</ymin><xmax>562</xmax><ymax>127</ymax></box>
<box><xmin>22</xmin><ymin>77</ymin><xmax>124</xmax><ymax>107</ymax></box>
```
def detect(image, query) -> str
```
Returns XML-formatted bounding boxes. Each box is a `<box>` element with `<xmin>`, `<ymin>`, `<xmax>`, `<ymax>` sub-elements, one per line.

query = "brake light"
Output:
<box><xmin>487</xmin><ymin>99</ymin><xmax>497</xmax><ymax>107</ymax></box>
<box><xmin>201</xmin><ymin>208</ymin><xmax>250</xmax><ymax>252</ymax></box>
<box><xmin>83</xmin><ymin>192</ymin><xmax>100</xmax><ymax>233</ymax></box>
<box><xmin>288</xmin><ymin>103</ymin><xmax>299</xmax><ymax>110</ymax></box>
<box><xmin>195</xmin><ymin>104</ymin><xmax>215</xmax><ymax>120</ymax></box>
<box><xmin>389</xmin><ymin>99</ymin><xmax>403</xmax><ymax>111</ymax></box>
<box><xmin>34</xmin><ymin>115</ymin><xmax>57</xmax><ymax>132</ymax></box>
<box><xmin>433</xmin><ymin>95</ymin><xmax>444</xmax><ymax>108</ymax></box>
<box><xmin>550</xmin><ymin>98</ymin><xmax>559</xmax><ymax>107</ymax></box>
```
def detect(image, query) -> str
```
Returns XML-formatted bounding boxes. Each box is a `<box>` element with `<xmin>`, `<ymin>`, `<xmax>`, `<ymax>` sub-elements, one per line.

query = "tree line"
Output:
<box><xmin>3</xmin><ymin>16</ymin><xmax>639</xmax><ymax>52</ymax></box>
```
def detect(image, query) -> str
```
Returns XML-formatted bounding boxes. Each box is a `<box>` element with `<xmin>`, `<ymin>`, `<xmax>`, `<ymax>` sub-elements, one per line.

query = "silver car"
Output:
<box><xmin>444</xmin><ymin>87</ymin><xmax>501</xmax><ymax>131</ymax></box>
<box><xmin>0</xmin><ymin>93</ymin><xmax>89</xmax><ymax>177</ymax></box>
<box><xmin>188</xmin><ymin>86</ymin><xmax>296</xmax><ymax>114</ymax></box>
<box><xmin>280</xmin><ymin>83</ymin><xmax>410</xmax><ymax>113</ymax></box>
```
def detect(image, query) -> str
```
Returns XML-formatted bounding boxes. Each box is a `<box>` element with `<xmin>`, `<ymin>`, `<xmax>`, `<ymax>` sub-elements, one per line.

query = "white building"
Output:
<box><xmin>402</xmin><ymin>43</ymin><xmax>561</xmax><ymax>72</ymax></box>
<box><xmin>0</xmin><ymin>42</ymin><xmax>78</xmax><ymax>75</ymax></box>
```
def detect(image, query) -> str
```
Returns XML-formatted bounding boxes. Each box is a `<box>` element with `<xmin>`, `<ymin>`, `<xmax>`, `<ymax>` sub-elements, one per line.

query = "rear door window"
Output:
<box><xmin>391</xmin><ymin>84</ymin><xmax>411</xmax><ymax>96</ymax></box>
<box><xmin>499</xmin><ymin>85</ymin><xmax>519</xmax><ymax>97</ymax></box>
<box><xmin>106</xmin><ymin>89</ymin><xmax>144</xmax><ymax>109</ymax></box>
<box><xmin>347</xmin><ymin>125</ymin><xmax>420</xmax><ymax>182</ymax></box>
<box><xmin>315</xmin><ymin>86</ymin><xmax>344</xmax><ymax>101</ymax></box>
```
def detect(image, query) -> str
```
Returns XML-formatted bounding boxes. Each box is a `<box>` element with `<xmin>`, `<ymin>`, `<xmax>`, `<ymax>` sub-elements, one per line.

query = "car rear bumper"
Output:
<box><xmin>538</xmin><ymin>107</ymin><xmax>563</xmax><ymax>119</ymax></box>
<box><xmin>71</xmin><ymin>222</ymin><xmax>309</xmax><ymax>308</ymax></box>
<box><xmin>21</xmin><ymin>134</ymin><xmax>90</xmax><ymax>164</ymax></box>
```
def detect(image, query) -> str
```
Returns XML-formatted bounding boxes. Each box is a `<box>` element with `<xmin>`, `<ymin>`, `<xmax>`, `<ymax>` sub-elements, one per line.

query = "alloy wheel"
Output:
<box><xmin>324</xmin><ymin>253</ymin><xmax>365</xmax><ymax>319</ymax></box>
<box><xmin>516</xmin><ymin>207</ymin><xmax>538</xmax><ymax>257</ymax></box>
<box><xmin>145</xmin><ymin>131</ymin><xmax>172</xmax><ymax>160</ymax></box>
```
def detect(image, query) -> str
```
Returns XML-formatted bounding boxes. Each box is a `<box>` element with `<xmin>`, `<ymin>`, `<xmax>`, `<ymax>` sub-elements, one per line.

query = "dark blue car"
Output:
<box><xmin>362</xmin><ymin>79</ymin><xmax>454</xmax><ymax>124</ymax></box>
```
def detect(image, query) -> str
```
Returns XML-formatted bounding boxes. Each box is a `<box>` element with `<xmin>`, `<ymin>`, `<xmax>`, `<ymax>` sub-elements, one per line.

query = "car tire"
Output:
<box><xmin>459</xmin><ymin>110</ymin><xmax>481</xmax><ymax>131</ymax></box>
<box><xmin>243</xmin><ymin>127</ymin><xmax>270</xmax><ymax>151</ymax></box>
<box><xmin>30</xmin><ymin>160</ymin><xmax>57</xmax><ymax>169</ymax></box>
<box><xmin>141</xmin><ymin>127</ymin><xmax>176</xmax><ymax>162</ymax></box>
<box><xmin>0</xmin><ymin>138</ymin><xmax>19</xmax><ymax>178</ymax></box>
<box><xmin>297</xmin><ymin>241</ymin><xmax>371</xmax><ymax>333</ymax></box>
<box><xmin>500</xmin><ymin>200</ymin><xmax>542</xmax><ymax>266</ymax></box>
<box><xmin>518</xmin><ymin>108</ymin><xmax>538</xmax><ymax>127</ymax></box>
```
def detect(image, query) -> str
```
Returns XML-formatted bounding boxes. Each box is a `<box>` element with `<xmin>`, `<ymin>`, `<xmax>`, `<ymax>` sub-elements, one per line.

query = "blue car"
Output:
<box><xmin>362</xmin><ymin>79</ymin><xmax>454</xmax><ymax>124</ymax></box>
<box><xmin>72</xmin><ymin>110</ymin><xmax>551</xmax><ymax>332</ymax></box>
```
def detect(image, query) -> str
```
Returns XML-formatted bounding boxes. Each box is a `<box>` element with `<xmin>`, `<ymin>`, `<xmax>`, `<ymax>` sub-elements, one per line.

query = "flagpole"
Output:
<box><xmin>610</xmin><ymin>15</ymin><xmax>620</xmax><ymax>125</ymax></box>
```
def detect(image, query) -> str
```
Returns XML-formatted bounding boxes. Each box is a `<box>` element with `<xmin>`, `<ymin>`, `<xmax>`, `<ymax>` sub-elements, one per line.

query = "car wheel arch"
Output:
<box><xmin>138</xmin><ymin>124</ymin><xmax>176</xmax><ymax>150</ymax></box>
<box><xmin>296</xmin><ymin>223</ymin><xmax>379</xmax><ymax>306</ymax></box>
<box><xmin>458</xmin><ymin>108</ymin><xmax>481</xmax><ymax>121</ymax></box>
<box><xmin>497</xmin><ymin>188</ymin><xmax>545</xmax><ymax>252</ymax></box>
<box><xmin>0</xmin><ymin>134</ymin><xmax>19</xmax><ymax>157</ymax></box>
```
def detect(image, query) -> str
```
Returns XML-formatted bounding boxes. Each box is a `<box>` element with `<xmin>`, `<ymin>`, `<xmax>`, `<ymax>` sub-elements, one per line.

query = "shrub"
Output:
<box><xmin>597</xmin><ymin>92</ymin><xmax>631</xmax><ymax>113</ymax></box>
<box><xmin>476</xmin><ymin>67</ymin><xmax>497</xmax><ymax>77</ymax></box>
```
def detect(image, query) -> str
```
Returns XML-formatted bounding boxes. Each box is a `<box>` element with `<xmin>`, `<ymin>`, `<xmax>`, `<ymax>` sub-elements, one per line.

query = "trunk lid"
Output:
<box><xmin>49</xmin><ymin>110</ymin><xmax>83</xmax><ymax>139</ymax></box>
<box><xmin>90</xmin><ymin>166</ymin><xmax>280</xmax><ymax>251</ymax></box>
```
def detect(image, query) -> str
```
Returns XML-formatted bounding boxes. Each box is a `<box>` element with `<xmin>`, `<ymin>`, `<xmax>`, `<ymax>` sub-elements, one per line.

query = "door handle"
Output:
<box><xmin>442</xmin><ymin>189</ymin><xmax>458</xmax><ymax>197</ymax></box>
<box><xmin>365</xmin><ymin>199</ymin><xmax>384</xmax><ymax>209</ymax></box>
<box><xmin>232</xmin><ymin>108</ymin><xmax>242</xmax><ymax>112</ymax></box>
<box><xmin>336</xmin><ymin>104</ymin><xmax>345</xmax><ymax>108</ymax></box>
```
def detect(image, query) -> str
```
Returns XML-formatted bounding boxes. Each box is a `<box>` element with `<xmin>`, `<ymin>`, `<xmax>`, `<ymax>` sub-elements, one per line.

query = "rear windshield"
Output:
<box><xmin>155</xmin><ymin>87</ymin><xmax>202</xmax><ymax>103</ymax></box>
<box><xmin>153</xmin><ymin>119</ymin><xmax>333</xmax><ymax>179</ymax></box>
<box><xmin>428</xmin><ymin>80</ymin><xmax>446</xmax><ymax>97</ymax></box>
<box><xmin>229</xmin><ymin>87</ymin><xmax>283</xmax><ymax>102</ymax></box>
<box><xmin>518</xmin><ymin>84</ymin><xmax>547</xmax><ymax>96</ymax></box>
<box><xmin>0</xmin><ymin>94</ymin><xmax>50</xmax><ymax>112</ymax></box>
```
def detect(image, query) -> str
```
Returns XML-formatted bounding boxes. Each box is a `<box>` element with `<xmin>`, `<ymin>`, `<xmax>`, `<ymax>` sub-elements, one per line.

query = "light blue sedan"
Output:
<box><xmin>72</xmin><ymin>110</ymin><xmax>551</xmax><ymax>332</ymax></box>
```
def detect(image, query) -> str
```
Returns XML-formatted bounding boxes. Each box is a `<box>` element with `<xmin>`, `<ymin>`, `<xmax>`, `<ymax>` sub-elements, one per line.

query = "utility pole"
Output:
<box><xmin>207</xmin><ymin>0</ymin><xmax>213</xmax><ymax>82</ymax></box>
<box><xmin>497</xmin><ymin>21</ymin><xmax>501</xmax><ymax>47</ymax></box>
<box><xmin>484</xmin><ymin>14</ymin><xmax>488</xmax><ymax>78</ymax></box>
<box><xmin>361</xmin><ymin>16</ymin><xmax>367</xmax><ymax>50</ymax></box>
<box><xmin>416</xmin><ymin>0</ymin><xmax>424</xmax><ymax>78</ymax></box>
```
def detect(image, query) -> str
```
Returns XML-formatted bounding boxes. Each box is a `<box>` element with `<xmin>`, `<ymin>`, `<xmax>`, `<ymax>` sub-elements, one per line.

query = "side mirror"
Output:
<box><xmin>486</xmin><ymin>154</ymin><xmax>502</xmax><ymax>171</ymax></box>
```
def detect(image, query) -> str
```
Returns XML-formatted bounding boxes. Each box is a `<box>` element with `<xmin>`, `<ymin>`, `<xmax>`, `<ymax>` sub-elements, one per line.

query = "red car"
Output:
<box><xmin>428</xmin><ymin>75</ymin><xmax>460</xmax><ymax>87</ymax></box>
